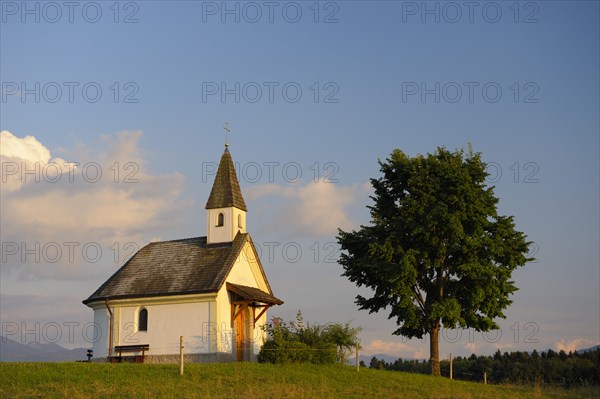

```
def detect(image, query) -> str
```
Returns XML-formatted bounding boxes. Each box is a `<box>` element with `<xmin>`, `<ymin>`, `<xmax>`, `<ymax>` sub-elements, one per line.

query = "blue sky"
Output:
<box><xmin>1</xmin><ymin>1</ymin><xmax>598</xmax><ymax>359</ymax></box>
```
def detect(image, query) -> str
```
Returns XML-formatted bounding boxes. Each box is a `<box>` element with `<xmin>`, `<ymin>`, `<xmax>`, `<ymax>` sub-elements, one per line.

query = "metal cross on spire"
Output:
<box><xmin>223</xmin><ymin>122</ymin><xmax>230</xmax><ymax>147</ymax></box>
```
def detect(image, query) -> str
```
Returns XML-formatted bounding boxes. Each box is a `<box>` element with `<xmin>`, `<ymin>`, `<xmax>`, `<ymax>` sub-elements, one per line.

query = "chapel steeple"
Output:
<box><xmin>205</xmin><ymin>147</ymin><xmax>247</xmax><ymax>212</ymax></box>
<box><xmin>205</xmin><ymin>127</ymin><xmax>247</xmax><ymax>244</ymax></box>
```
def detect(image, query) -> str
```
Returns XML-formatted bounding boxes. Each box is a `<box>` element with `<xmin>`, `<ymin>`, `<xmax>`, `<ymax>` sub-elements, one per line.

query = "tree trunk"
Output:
<box><xmin>430</xmin><ymin>324</ymin><xmax>441</xmax><ymax>376</ymax></box>
<box><xmin>431</xmin><ymin>264</ymin><xmax>444</xmax><ymax>377</ymax></box>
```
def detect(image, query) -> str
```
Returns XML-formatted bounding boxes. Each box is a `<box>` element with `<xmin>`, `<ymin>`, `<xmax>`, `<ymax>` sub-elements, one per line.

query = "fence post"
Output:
<box><xmin>356</xmin><ymin>340</ymin><xmax>359</xmax><ymax>372</ymax></box>
<box><xmin>449</xmin><ymin>353</ymin><xmax>452</xmax><ymax>380</ymax></box>
<box><xmin>180</xmin><ymin>336</ymin><xmax>184</xmax><ymax>376</ymax></box>
<box><xmin>484</xmin><ymin>371</ymin><xmax>487</xmax><ymax>384</ymax></box>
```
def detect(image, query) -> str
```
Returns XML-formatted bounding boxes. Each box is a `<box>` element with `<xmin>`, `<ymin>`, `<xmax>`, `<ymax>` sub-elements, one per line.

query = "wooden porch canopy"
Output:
<box><xmin>227</xmin><ymin>283</ymin><xmax>283</xmax><ymax>327</ymax></box>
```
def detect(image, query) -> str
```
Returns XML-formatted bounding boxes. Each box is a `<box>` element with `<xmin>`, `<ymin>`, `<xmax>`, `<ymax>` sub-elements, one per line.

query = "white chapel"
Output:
<box><xmin>83</xmin><ymin>140</ymin><xmax>283</xmax><ymax>363</ymax></box>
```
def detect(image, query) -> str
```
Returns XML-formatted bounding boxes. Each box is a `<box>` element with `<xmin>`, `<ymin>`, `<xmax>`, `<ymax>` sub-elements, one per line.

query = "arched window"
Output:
<box><xmin>138</xmin><ymin>308</ymin><xmax>148</xmax><ymax>331</ymax></box>
<box><xmin>217</xmin><ymin>213</ymin><xmax>224</xmax><ymax>227</ymax></box>
<box><xmin>238</xmin><ymin>214</ymin><xmax>242</xmax><ymax>228</ymax></box>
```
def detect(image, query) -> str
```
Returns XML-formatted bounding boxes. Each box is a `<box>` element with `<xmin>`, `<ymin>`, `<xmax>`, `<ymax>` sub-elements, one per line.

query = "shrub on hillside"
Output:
<box><xmin>258</xmin><ymin>311</ymin><xmax>359</xmax><ymax>365</ymax></box>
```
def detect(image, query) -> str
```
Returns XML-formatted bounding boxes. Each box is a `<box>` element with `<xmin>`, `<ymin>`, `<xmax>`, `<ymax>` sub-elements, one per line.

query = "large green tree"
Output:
<box><xmin>337</xmin><ymin>147</ymin><xmax>533</xmax><ymax>376</ymax></box>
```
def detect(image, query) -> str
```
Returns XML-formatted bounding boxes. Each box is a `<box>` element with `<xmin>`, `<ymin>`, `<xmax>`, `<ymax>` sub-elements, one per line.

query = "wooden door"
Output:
<box><xmin>236</xmin><ymin>310</ymin><xmax>245</xmax><ymax>361</ymax></box>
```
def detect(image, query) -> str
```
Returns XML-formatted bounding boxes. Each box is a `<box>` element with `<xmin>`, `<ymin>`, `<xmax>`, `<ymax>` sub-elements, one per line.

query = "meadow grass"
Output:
<box><xmin>1</xmin><ymin>362</ymin><xmax>598</xmax><ymax>399</ymax></box>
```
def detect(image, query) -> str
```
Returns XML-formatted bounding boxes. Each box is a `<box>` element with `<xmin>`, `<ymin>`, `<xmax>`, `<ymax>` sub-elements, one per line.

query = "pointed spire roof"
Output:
<box><xmin>205</xmin><ymin>147</ymin><xmax>247</xmax><ymax>211</ymax></box>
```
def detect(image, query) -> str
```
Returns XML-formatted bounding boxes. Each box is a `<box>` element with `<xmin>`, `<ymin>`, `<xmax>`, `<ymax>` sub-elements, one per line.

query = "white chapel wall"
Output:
<box><xmin>92</xmin><ymin>308</ymin><xmax>110</xmax><ymax>358</ymax></box>
<box><xmin>92</xmin><ymin>299</ymin><xmax>216</xmax><ymax>358</ymax></box>
<box><xmin>215</xmin><ymin>241</ymin><xmax>270</xmax><ymax>358</ymax></box>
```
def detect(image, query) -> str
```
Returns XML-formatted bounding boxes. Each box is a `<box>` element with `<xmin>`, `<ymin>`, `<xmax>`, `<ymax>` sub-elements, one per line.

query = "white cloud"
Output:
<box><xmin>1</xmin><ymin>131</ymin><xmax>51</xmax><ymax>162</ymax></box>
<box><xmin>245</xmin><ymin>181</ymin><xmax>371</xmax><ymax>237</ymax></box>
<box><xmin>464</xmin><ymin>342</ymin><xmax>478</xmax><ymax>354</ymax></box>
<box><xmin>1</xmin><ymin>130</ymin><xmax>188</xmax><ymax>280</ymax></box>
<box><xmin>0</xmin><ymin>130</ymin><xmax>74</xmax><ymax>193</ymax></box>
<box><xmin>555</xmin><ymin>338</ymin><xmax>599</xmax><ymax>353</ymax></box>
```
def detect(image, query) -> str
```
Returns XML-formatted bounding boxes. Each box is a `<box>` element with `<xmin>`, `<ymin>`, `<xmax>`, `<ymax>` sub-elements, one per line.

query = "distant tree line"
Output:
<box><xmin>258</xmin><ymin>311</ymin><xmax>361</xmax><ymax>365</ymax></box>
<box><xmin>369</xmin><ymin>349</ymin><xmax>600</xmax><ymax>387</ymax></box>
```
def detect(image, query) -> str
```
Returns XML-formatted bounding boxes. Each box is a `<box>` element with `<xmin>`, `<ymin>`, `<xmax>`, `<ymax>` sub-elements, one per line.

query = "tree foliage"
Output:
<box><xmin>257</xmin><ymin>311</ymin><xmax>361</xmax><ymax>365</ymax></box>
<box><xmin>337</xmin><ymin>147</ymin><xmax>533</xmax><ymax>375</ymax></box>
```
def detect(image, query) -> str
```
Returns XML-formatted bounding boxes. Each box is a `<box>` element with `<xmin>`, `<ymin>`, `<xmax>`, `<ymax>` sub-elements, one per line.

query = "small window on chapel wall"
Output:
<box><xmin>217</xmin><ymin>213</ymin><xmax>224</xmax><ymax>227</ymax></box>
<box><xmin>138</xmin><ymin>308</ymin><xmax>148</xmax><ymax>331</ymax></box>
<box><xmin>238</xmin><ymin>214</ymin><xmax>242</xmax><ymax>228</ymax></box>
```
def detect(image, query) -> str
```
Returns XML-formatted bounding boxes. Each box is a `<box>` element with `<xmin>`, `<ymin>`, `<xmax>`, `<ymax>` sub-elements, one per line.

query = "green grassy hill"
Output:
<box><xmin>1</xmin><ymin>362</ymin><xmax>597</xmax><ymax>398</ymax></box>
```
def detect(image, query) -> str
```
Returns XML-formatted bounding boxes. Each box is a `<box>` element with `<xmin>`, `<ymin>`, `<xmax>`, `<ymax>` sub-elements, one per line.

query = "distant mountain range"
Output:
<box><xmin>0</xmin><ymin>335</ymin><xmax>89</xmax><ymax>362</ymax></box>
<box><xmin>579</xmin><ymin>345</ymin><xmax>600</xmax><ymax>353</ymax></box>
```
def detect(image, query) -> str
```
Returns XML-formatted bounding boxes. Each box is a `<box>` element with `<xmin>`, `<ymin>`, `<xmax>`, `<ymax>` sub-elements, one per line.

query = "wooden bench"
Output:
<box><xmin>112</xmin><ymin>344</ymin><xmax>150</xmax><ymax>363</ymax></box>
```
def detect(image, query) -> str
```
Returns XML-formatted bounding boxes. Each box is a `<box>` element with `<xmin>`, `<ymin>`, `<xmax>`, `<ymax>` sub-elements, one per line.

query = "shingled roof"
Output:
<box><xmin>205</xmin><ymin>147</ymin><xmax>247</xmax><ymax>211</ymax></box>
<box><xmin>83</xmin><ymin>233</ymin><xmax>273</xmax><ymax>304</ymax></box>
